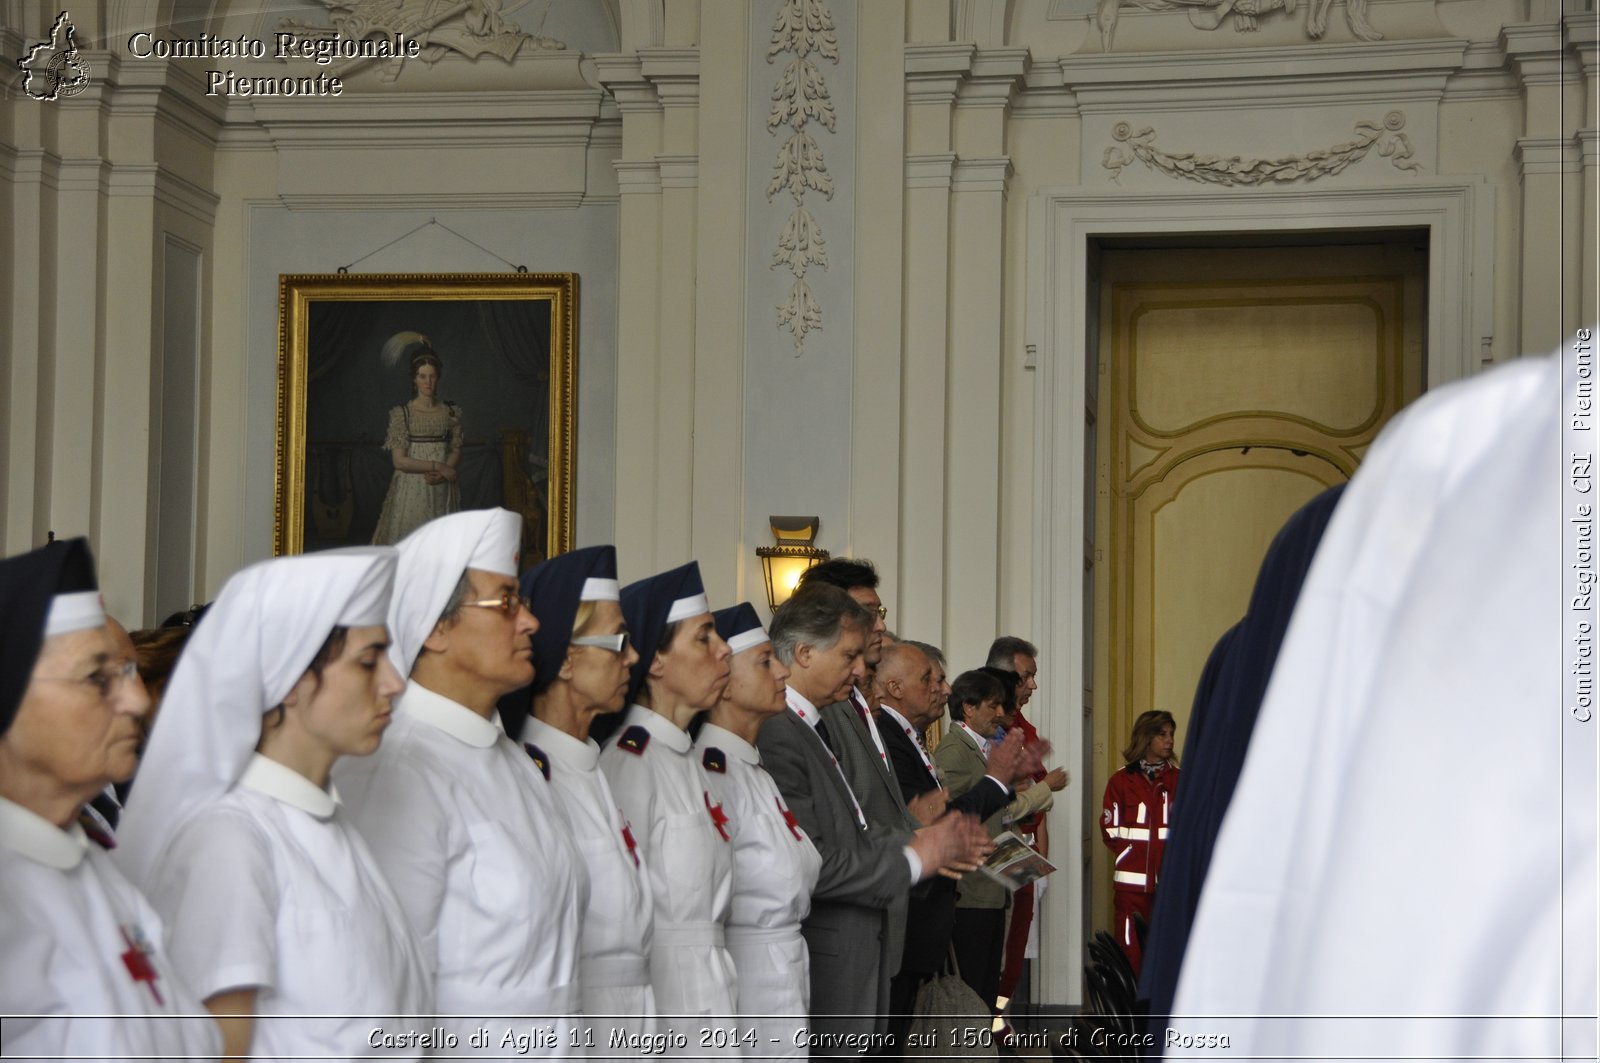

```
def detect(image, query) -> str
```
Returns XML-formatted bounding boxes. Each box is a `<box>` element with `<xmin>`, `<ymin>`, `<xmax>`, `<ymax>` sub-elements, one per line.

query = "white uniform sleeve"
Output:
<box><xmin>155</xmin><ymin>807</ymin><xmax>280</xmax><ymax>1000</ymax></box>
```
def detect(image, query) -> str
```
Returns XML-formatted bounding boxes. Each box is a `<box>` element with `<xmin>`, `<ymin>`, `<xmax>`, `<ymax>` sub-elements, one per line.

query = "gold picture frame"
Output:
<box><xmin>275</xmin><ymin>272</ymin><xmax>576</xmax><ymax>567</ymax></box>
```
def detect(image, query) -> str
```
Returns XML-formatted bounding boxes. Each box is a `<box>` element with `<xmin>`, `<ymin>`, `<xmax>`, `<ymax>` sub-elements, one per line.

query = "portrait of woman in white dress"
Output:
<box><xmin>371</xmin><ymin>342</ymin><xmax>464</xmax><ymax>546</ymax></box>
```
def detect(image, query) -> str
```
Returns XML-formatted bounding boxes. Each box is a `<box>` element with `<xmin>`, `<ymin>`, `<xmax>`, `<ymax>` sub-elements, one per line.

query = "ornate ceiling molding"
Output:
<box><xmin>1093</xmin><ymin>0</ymin><xmax>1382</xmax><ymax>52</ymax></box>
<box><xmin>278</xmin><ymin>0</ymin><xmax>565</xmax><ymax>84</ymax></box>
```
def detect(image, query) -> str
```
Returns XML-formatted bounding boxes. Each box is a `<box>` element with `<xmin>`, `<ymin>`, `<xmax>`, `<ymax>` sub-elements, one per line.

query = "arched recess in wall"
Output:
<box><xmin>956</xmin><ymin>0</ymin><xmax>1015</xmax><ymax>47</ymax></box>
<box><xmin>618</xmin><ymin>0</ymin><xmax>664</xmax><ymax>50</ymax></box>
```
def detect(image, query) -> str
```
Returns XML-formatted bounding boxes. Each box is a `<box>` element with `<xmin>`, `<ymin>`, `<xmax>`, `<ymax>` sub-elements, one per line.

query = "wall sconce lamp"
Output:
<box><xmin>756</xmin><ymin>516</ymin><xmax>830</xmax><ymax>612</ymax></box>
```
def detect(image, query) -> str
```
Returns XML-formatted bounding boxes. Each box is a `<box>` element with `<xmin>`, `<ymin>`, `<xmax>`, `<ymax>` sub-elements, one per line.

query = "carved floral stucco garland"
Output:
<box><xmin>768</xmin><ymin>0</ymin><xmax>838</xmax><ymax>353</ymax></box>
<box><xmin>1102</xmin><ymin>111</ymin><xmax>1421</xmax><ymax>186</ymax></box>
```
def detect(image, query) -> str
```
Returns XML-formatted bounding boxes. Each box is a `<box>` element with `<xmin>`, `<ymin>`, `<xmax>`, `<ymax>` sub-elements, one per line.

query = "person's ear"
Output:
<box><xmin>422</xmin><ymin>620</ymin><xmax>450</xmax><ymax>656</ymax></box>
<box><xmin>558</xmin><ymin>647</ymin><xmax>579</xmax><ymax>682</ymax></box>
<box><xmin>280</xmin><ymin>670</ymin><xmax>318</xmax><ymax>713</ymax></box>
<box><xmin>794</xmin><ymin>643</ymin><xmax>814</xmax><ymax>669</ymax></box>
<box><xmin>647</xmin><ymin>651</ymin><xmax>667</xmax><ymax>680</ymax></box>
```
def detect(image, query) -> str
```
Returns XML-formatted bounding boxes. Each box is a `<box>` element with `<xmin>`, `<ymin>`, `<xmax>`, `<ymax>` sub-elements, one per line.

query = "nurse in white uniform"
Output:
<box><xmin>115</xmin><ymin>546</ymin><xmax>432</xmax><ymax>1060</ymax></box>
<box><xmin>598</xmin><ymin>562</ymin><xmax>740</xmax><ymax>1057</ymax></box>
<box><xmin>499</xmin><ymin>544</ymin><xmax>659</xmax><ymax>1045</ymax></box>
<box><xmin>697</xmin><ymin>603</ymin><xmax>822</xmax><ymax>1057</ymax></box>
<box><xmin>334</xmin><ymin>508</ymin><xmax>588</xmax><ymax>1052</ymax></box>
<box><xmin>0</xmin><ymin>538</ymin><xmax>220</xmax><ymax>1059</ymax></box>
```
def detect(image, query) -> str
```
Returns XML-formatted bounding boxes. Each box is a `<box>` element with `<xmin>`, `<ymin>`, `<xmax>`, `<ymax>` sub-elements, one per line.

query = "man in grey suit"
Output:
<box><xmin>757</xmin><ymin>583</ymin><xmax>989</xmax><ymax>1053</ymax></box>
<box><xmin>795</xmin><ymin>559</ymin><xmax>941</xmax><ymax>998</ymax></box>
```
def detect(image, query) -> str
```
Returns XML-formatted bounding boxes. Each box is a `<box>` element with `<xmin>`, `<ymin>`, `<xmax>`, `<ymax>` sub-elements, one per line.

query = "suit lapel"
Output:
<box><xmin>843</xmin><ymin>696</ymin><xmax>906</xmax><ymax>801</ymax></box>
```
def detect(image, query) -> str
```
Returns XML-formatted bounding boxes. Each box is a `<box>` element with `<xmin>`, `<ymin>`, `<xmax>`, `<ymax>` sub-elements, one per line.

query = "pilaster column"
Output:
<box><xmin>645</xmin><ymin>47</ymin><xmax>702</xmax><ymax>569</ymax></box>
<box><xmin>2</xmin><ymin>71</ymin><xmax>47</xmax><ymax>553</ymax></box>
<box><xmin>692</xmin><ymin>1</ymin><xmax>749</xmax><ymax>607</ymax></box>
<box><xmin>43</xmin><ymin>86</ymin><xmax>110</xmax><ymax>549</ymax></box>
<box><xmin>900</xmin><ymin>43</ymin><xmax>968</xmax><ymax>647</ymax></box>
<box><xmin>1569</xmin><ymin>14</ymin><xmax>1599</xmax><ymax>326</ymax></box>
<box><xmin>850</xmin><ymin>0</ymin><xmax>909</xmax><ymax>600</ymax></box>
<box><xmin>943</xmin><ymin>49</ymin><xmax>1024</xmax><ymax>665</ymax></box>
<box><xmin>596</xmin><ymin>55</ymin><xmax>668</xmax><ymax>575</ymax></box>
<box><xmin>1504</xmin><ymin>22</ymin><xmax>1583</xmax><ymax>350</ymax></box>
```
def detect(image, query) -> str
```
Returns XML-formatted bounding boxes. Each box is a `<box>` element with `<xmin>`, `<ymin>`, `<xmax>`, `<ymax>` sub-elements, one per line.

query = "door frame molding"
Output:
<box><xmin>1022</xmin><ymin>181</ymin><xmax>1493</xmax><ymax>1006</ymax></box>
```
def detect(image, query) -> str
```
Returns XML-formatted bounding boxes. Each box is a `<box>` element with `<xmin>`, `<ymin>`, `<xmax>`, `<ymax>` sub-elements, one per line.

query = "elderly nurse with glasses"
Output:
<box><xmin>498</xmin><ymin>545</ymin><xmax>658</xmax><ymax>1045</ymax></box>
<box><xmin>0</xmin><ymin>539</ymin><xmax>219</xmax><ymax>1059</ymax></box>
<box><xmin>599</xmin><ymin>562</ymin><xmax>740</xmax><ymax>1057</ymax></box>
<box><xmin>115</xmin><ymin>547</ymin><xmax>431</xmax><ymax>1060</ymax></box>
<box><xmin>335</xmin><ymin>508</ymin><xmax>588</xmax><ymax>1050</ymax></box>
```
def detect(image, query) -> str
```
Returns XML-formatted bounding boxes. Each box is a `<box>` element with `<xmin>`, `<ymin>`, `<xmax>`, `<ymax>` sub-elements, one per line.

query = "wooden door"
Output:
<box><xmin>1086</xmin><ymin>241</ymin><xmax>1426</xmax><ymax>926</ymax></box>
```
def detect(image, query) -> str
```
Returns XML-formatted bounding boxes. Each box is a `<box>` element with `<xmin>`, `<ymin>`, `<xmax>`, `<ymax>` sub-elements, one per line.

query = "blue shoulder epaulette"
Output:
<box><xmin>617</xmin><ymin>725</ymin><xmax>651</xmax><ymax>756</ymax></box>
<box><xmin>523</xmin><ymin>743</ymin><xmax>550</xmax><ymax>781</ymax></box>
<box><xmin>702</xmin><ymin>747</ymin><xmax>727</xmax><ymax>774</ymax></box>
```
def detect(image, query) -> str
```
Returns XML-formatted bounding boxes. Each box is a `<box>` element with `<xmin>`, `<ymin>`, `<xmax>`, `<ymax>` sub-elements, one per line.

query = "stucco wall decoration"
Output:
<box><xmin>767</xmin><ymin>0</ymin><xmax>839</xmax><ymax>353</ymax></box>
<box><xmin>279</xmin><ymin>0</ymin><xmax>565</xmax><ymax>82</ymax></box>
<box><xmin>1102</xmin><ymin>112</ymin><xmax>1420</xmax><ymax>186</ymax></box>
<box><xmin>1093</xmin><ymin>0</ymin><xmax>1381</xmax><ymax>51</ymax></box>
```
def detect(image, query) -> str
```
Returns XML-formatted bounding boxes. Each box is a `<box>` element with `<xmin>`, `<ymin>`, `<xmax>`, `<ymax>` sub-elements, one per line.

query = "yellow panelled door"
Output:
<box><xmin>1087</xmin><ymin>242</ymin><xmax>1426</xmax><ymax>930</ymax></box>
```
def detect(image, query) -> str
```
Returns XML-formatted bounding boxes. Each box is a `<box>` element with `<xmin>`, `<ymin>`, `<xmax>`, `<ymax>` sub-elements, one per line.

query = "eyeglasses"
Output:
<box><xmin>461</xmin><ymin>591</ymin><xmax>532</xmax><ymax>618</ymax></box>
<box><xmin>572</xmin><ymin>631</ymin><xmax>632</xmax><ymax>654</ymax></box>
<box><xmin>872</xmin><ymin>605</ymin><xmax>888</xmax><ymax>620</ymax></box>
<box><xmin>38</xmin><ymin>659</ymin><xmax>139</xmax><ymax>700</ymax></box>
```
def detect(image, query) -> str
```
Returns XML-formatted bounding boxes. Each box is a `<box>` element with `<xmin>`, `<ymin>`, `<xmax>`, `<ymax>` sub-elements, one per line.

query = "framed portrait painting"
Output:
<box><xmin>275</xmin><ymin>272</ymin><xmax>576</xmax><ymax>569</ymax></box>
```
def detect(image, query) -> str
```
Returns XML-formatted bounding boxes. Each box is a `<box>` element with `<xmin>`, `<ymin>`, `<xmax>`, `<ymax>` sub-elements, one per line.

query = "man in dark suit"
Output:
<box><xmin>757</xmin><ymin>584</ymin><xmax>989</xmax><ymax>1053</ymax></box>
<box><xmin>874</xmin><ymin>641</ymin><xmax>1029</xmax><ymax>1047</ymax></box>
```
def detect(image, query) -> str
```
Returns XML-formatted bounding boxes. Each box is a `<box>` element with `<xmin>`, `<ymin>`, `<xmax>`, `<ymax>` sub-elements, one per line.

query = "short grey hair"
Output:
<box><xmin>903</xmin><ymin>640</ymin><xmax>945</xmax><ymax>668</ymax></box>
<box><xmin>985</xmin><ymin>635</ymin><xmax>1037</xmax><ymax>670</ymax></box>
<box><xmin>770</xmin><ymin>583</ymin><xmax>874</xmax><ymax>666</ymax></box>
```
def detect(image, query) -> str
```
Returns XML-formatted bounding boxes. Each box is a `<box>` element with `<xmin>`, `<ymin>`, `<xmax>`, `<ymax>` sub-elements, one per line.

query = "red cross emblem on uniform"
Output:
<box><xmin>119</xmin><ymin>925</ymin><xmax>163</xmax><ymax>1005</ymax></box>
<box><xmin>704</xmin><ymin>791</ymin><xmax>730</xmax><ymax>842</ymax></box>
<box><xmin>620</xmin><ymin>817</ymin><xmax>639</xmax><ymax>868</ymax></box>
<box><xmin>776</xmin><ymin>797</ymin><xmax>803</xmax><ymax>841</ymax></box>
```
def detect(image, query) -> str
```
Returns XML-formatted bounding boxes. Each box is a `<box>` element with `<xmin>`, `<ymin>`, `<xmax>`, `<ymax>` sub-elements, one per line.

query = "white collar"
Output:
<box><xmin>0</xmin><ymin>795</ymin><xmax>89</xmax><ymax>870</ymax></box>
<box><xmin>878</xmin><ymin>702</ymin><xmax>918</xmax><ymax>737</ymax></box>
<box><xmin>624</xmin><ymin>703</ymin><xmax>691</xmax><ymax>754</ymax></box>
<box><xmin>238</xmin><ymin>754</ymin><xmax>338</xmax><ymax>820</ymax></box>
<box><xmin>956</xmin><ymin>722</ymin><xmax>990</xmax><ymax>754</ymax></box>
<box><xmin>523</xmin><ymin>715</ymin><xmax>600</xmax><ymax>770</ymax></box>
<box><xmin>697</xmin><ymin>722</ymin><xmax>760</xmax><ymax>766</ymax></box>
<box><xmin>399</xmin><ymin>683</ymin><xmax>503</xmax><ymax>749</ymax></box>
<box><xmin>785</xmin><ymin>686</ymin><xmax>823</xmax><ymax>731</ymax></box>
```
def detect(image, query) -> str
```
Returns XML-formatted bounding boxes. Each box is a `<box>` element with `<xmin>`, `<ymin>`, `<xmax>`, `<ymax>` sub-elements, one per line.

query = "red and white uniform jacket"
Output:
<box><xmin>1101</xmin><ymin>762</ymin><xmax>1179</xmax><ymax>895</ymax></box>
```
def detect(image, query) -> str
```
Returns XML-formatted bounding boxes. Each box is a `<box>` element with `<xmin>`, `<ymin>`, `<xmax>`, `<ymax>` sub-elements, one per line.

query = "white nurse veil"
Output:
<box><xmin>114</xmin><ymin>547</ymin><xmax>396</xmax><ymax>893</ymax></box>
<box><xmin>1173</xmin><ymin>345</ymin><xmax>1591</xmax><ymax>1058</ymax></box>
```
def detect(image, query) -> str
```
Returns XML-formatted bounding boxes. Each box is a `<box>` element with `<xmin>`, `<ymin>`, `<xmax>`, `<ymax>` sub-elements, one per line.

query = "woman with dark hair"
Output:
<box><xmin>372</xmin><ymin>346</ymin><xmax>463</xmax><ymax>545</ymax></box>
<box><xmin>1101</xmin><ymin>708</ymin><xmax>1179</xmax><ymax>975</ymax></box>
<box><xmin>598</xmin><ymin>561</ymin><xmax>740</xmax><ymax>1058</ymax></box>
<box><xmin>115</xmin><ymin>547</ymin><xmax>431</xmax><ymax>1059</ymax></box>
